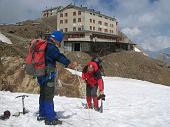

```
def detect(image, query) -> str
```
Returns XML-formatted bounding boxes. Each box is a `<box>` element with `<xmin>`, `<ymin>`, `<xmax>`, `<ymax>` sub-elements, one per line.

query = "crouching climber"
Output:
<box><xmin>82</xmin><ymin>61</ymin><xmax>105</xmax><ymax>111</ymax></box>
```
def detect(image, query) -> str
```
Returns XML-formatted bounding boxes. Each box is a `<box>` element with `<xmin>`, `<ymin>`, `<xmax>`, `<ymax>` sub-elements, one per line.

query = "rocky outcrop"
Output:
<box><xmin>102</xmin><ymin>51</ymin><xmax>170</xmax><ymax>86</ymax></box>
<box><xmin>0</xmin><ymin>57</ymin><xmax>37</xmax><ymax>93</ymax></box>
<box><xmin>66</xmin><ymin>51</ymin><xmax>170</xmax><ymax>86</ymax></box>
<box><xmin>56</xmin><ymin>65</ymin><xmax>86</xmax><ymax>98</ymax></box>
<box><xmin>0</xmin><ymin>57</ymin><xmax>85</xmax><ymax>98</ymax></box>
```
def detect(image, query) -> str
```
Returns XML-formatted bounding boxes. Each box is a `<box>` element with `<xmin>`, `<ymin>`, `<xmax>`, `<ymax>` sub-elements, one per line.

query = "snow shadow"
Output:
<box><xmin>57</xmin><ymin>111</ymin><xmax>76</xmax><ymax>119</ymax></box>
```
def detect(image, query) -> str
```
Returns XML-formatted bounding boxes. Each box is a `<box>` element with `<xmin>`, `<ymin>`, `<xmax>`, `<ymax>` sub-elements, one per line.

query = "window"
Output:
<box><xmin>82</xmin><ymin>25</ymin><xmax>84</xmax><ymax>30</ymax></box>
<box><xmin>98</xmin><ymin>28</ymin><xmax>102</xmax><ymax>32</ymax></box>
<box><xmin>110</xmin><ymin>24</ymin><xmax>114</xmax><ymax>27</ymax></box>
<box><xmin>65</xmin><ymin>19</ymin><xmax>68</xmax><ymax>23</ymax></box>
<box><xmin>68</xmin><ymin>34</ymin><xmax>85</xmax><ymax>38</ymax></box>
<box><xmin>90</xmin><ymin>26</ymin><xmax>92</xmax><ymax>30</ymax></box>
<box><xmin>98</xmin><ymin>21</ymin><xmax>102</xmax><ymax>25</ymax></box>
<box><xmin>93</xmin><ymin>27</ymin><xmax>95</xmax><ymax>31</ymax></box>
<box><xmin>73</xmin><ymin>12</ymin><xmax>76</xmax><ymax>16</ymax></box>
<box><xmin>65</xmin><ymin>13</ymin><xmax>68</xmax><ymax>17</ymax></box>
<box><xmin>73</xmin><ymin>18</ymin><xmax>76</xmax><ymax>23</ymax></box>
<box><xmin>78</xmin><ymin>18</ymin><xmax>81</xmax><ymax>22</ymax></box>
<box><xmin>60</xmin><ymin>29</ymin><xmax>63</xmax><ymax>32</ymax></box>
<box><xmin>60</xmin><ymin>20</ymin><xmax>63</xmax><ymax>24</ymax></box>
<box><xmin>60</xmin><ymin>13</ymin><xmax>63</xmax><ymax>17</ymax></box>
<box><xmin>93</xmin><ymin>20</ymin><xmax>95</xmax><ymax>23</ymax></box>
<box><xmin>78</xmin><ymin>28</ymin><xmax>81</xmax><ymax>31</ymax></box>
<box><xmin>90</xmin><ymin>19</ymin><xmax>92</xmax><ymax>23</ymax></box>
<box><xmin>78</xmin><ymin>11</ymin><xmax>81</xmax><ymax>15</ymax></box>
<box><xmin>104</xmin><ymin>29</ymin><xmax>108</xmax><ymax>32</ymax></box>
<box><xmin>104</xmin><ymin>22</ymin><xmax>108</xmax><ymax>26</ymax></box>
<box><xmin>73</xmin><ymin>27</ymin><xmax>76</xmax><ymax>31</ymax></box>
<box><xmin>65</xmin><ymin>28</ymin><xmax>68</xmax><ymax>32</ymax></box>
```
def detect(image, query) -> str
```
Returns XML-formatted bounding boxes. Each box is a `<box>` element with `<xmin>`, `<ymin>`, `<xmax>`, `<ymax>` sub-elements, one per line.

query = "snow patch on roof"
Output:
<box><xmin>134</xmin><ymin>47</ymin><xmax>148</xmax><ymax>56</ymax></box>
<box><xmin>134</xmin><ymin>47</ymin><xmax>141</xmax><ymax>52</ymax></box>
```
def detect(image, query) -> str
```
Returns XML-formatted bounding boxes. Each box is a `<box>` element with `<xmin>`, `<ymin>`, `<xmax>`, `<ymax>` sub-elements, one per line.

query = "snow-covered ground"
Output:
<box><xmin>1</xmin><ymin>74</ymin><xmax>170</xmax><ymax>127</ymax></box>
<box><xmin>0</xmin><ymin>33</ymin><xmax>12</xmax><ymax>44</ymax></box>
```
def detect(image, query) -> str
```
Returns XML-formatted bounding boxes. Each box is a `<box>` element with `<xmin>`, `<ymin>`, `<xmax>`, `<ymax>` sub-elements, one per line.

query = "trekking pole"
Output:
<box><xmin>100</xmin><ymin>99</ymin><xmax>103</xmax><ymax>113</ymax></box>
<box><xmin>16</xmin><ymin>95</ymin><xmax>29</xmax><ymax>114</ymax></box>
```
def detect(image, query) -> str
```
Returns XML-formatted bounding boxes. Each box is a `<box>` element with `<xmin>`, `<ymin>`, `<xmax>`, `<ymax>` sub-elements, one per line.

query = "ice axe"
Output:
<box><xmin>97</xmin><ymin>94</ymin><xmax>105</xmax><ymax>113</ymax></box>
<box><xmin>100</xmin><ymin>99</ymin><xmax>103</xmax><ymax>113</ymax></box>
<box><xmin>16</xmin><ymin>95</ymin><xmax>29</xmax><ymax>114</ymax></box>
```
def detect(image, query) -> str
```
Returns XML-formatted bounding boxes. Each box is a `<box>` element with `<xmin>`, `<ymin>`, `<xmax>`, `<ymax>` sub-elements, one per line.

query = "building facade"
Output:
<box><xmin>43</xmin><ymin>4</ymin><xmax>134</xmax><ymax>54</ymax></box>
<box><xmin>42</xmin><ymin>6</ymin><xmax>63</xmax><ymax>18</ymax></box>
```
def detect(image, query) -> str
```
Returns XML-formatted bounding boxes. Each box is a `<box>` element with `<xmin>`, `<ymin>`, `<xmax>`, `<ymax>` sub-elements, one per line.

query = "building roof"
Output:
<box><xmin>118</xmin><ymin>31</ymin><xmax>135</xmax><ymax>44</ymax></box>
<box><xmin>42</xmin><ymin>6</ymin><xmax>63</xmax><ymax>12</ymax></box>
<box><xmin>58</xmin><ymin>4</ymin><xmax>117</xmax><ymax>21</ymax></box>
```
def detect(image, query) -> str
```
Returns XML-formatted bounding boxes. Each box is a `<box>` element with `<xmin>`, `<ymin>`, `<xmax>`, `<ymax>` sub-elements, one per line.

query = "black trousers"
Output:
<box><xmin>86</xmin><ymin>85</ymin><xmax>98</xmax><ymax>97</ymax></box>
<box><xmin>40</xmin><ymin>77</ymin><xmax>55</xmax><ymax>101</ymax></box>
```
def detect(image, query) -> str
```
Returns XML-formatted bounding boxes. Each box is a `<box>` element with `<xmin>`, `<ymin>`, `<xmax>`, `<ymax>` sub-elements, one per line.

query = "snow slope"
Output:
<box><xmin>1</xmin><ymin>75</ymin><xmax>170</xmax><ymax>127</ymax></box>
<box><xmin>0</xmin><ymin>33</ymin><xmax>12</xmax><ymax>44</ymax></box>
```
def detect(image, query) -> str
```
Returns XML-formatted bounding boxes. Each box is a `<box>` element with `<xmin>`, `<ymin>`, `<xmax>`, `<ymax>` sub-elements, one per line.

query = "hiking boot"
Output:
<box><xmin>45</xmin><ymin>119</ymin><xmax>62</xmax><ymax>125</ymax></box>
<box><xmin>37</xmin><ymin>116</ymin><xmax>46</xmax><ymax>121</ymax></box>
<box><xmin>85</xmin><ymin>105</ymin><xmax>93</xmax><ymax>109</ymax></box>
<box><xmin>94</xmin><ymin>107</ymin><xmax>100</xmax><ymax>112</ymax></box>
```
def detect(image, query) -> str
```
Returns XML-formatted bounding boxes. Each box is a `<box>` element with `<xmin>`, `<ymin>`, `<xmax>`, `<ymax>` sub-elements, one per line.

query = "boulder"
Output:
<box><xmin>0</xmin><ymin>57</ymin><xmax>85</xmax><ymax>98</ymax></box>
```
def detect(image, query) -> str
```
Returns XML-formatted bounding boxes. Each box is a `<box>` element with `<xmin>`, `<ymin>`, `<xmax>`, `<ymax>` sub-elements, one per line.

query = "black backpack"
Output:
<box><xmin>91</xmin><ymin>57</ymin><xmax>103</xmax><ymax>71</ymax></box>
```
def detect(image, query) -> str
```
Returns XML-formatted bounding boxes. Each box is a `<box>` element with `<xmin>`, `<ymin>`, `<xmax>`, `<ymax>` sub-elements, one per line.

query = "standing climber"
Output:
<box><xmin>36</xmin><ymin>31</ymin><xmax>76</xmax><ymax>125</ymax></box>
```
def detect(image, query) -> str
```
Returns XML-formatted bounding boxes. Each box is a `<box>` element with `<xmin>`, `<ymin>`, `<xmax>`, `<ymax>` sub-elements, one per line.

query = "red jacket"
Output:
<box><xmin>82</xmin><ymin>62</ymin><xmax>104</xmax><ymax>91</ymax></box>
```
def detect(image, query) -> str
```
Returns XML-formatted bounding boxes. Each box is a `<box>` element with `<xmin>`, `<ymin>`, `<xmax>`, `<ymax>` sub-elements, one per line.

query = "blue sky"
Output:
<box><xmin>0</xmin><ymin>0</ymin><xmax>170</xmax><ymax>51</ymax></box>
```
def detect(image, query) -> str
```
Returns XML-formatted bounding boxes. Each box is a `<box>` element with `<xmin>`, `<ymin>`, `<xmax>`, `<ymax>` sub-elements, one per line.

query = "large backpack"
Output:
<box><xmin>91</xmin><ymin>56</ymin><xmax>106</xmax><ymax>76</ymax></box>
<box><xmin>25</xmin><ymin>39</ymin><xmax>47</xmax><ymax>77</ymax></box>
<box><xmin>91</xmin><ymin>57</ymin><xmax>103</xmax><ymax>70</ymax></box>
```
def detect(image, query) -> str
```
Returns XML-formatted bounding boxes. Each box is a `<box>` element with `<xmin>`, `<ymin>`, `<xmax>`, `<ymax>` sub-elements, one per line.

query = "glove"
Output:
<box><xmin>97</xmin><ymin>93</ymin><xmax>105</xmax><ymax>101</ymax></box>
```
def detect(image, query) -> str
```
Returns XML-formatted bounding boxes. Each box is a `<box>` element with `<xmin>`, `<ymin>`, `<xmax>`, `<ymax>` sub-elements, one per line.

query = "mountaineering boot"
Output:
<box><xmin>94</xmin><ymin>107</ymin><xmax>100</xmax><ymax>112</ymax></box>
<box><xmin>45</xmin><ymin>119</ymin><xmax>62</xmax><ymax>125</ymax></box>
<box><xmin>85</xmin><ymin>104</ymin><xmax>93</xmax><ymax>109</ymax></box>
<box><xmin>37</xmin><ymin>115</ymin><xmax>46</xmax><ymax>121</ymax></box>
